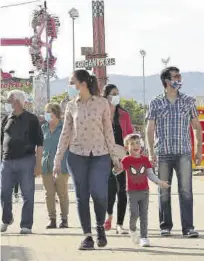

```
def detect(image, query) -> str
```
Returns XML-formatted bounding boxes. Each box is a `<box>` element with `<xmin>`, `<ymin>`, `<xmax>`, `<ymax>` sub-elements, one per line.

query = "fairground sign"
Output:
<box><xmin>75</xmin><ymin>57</ymin><xmax>115</xmax><ymax>69</ymax></box>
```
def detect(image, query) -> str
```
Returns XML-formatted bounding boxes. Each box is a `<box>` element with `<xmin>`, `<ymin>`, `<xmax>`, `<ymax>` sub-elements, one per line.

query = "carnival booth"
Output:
<box><xmin>191</xmin><ymin>96</ymin><xmax>204</xmax><ymax>172</ymax></box>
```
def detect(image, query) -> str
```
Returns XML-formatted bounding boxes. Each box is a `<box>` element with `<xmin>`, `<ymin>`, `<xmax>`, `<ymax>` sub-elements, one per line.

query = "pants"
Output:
<box><xmin>158</xmin><ymin>154</ymin><xmax>194</xmax><ymax>234</ymax></box>
<box><xmin>1</xmin><ymin>155</ymin><xmax>36</xmax><ymax>229</ymax></box>
<box><xmin>42</xmin><ymin>174</ymin><xmax>69</xmax><ymax>220</ymax></box>
<box><xmin>107</xmin><ymin>172</ymin><xmax>127</xmax><ymax>225</ymax></box>
<box><xmin>67</xmin><ymin>151</ymin><xmax>111</xmax><ymax>234</ymax></box>
<box><xmin>128</xmin><ymin>190</ymin><xmax>149</xmax><ymax>238</ymax></box>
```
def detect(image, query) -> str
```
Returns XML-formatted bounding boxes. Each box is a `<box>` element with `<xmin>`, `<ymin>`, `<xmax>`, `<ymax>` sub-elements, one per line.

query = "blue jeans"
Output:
<box><xmin>1</xmin><ymin>155</ymin><xmax>36</xmax><ymax>229</ymax></box>
<box><xmin>158</xmin><ymin>154</ymin><xmax>194</xmax><ymax>234</ymax></box>
<box><xmin>67</xmin><ymin>152</ymin><xmax>111</xmax><ymax>234</ymax></box>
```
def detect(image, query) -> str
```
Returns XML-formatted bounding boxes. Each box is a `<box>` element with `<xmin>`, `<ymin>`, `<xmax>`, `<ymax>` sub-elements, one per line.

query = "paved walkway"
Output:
<box><xmin>1</xmin><ymin>175</ymin><xmax>204</xmax><ymax>261</ymax></box>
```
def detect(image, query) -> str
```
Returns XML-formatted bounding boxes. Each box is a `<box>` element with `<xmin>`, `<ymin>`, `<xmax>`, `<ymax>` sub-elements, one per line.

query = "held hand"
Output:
<box><xmin>113</xmin><ymin>160</ymin><xmax>123</xmax><ymax>175</ymax></box>
<box><xmin>195</xmin><ymin>151</ymin><xmax>202</xmax><ymax>166</ymax></box>
<box><xmin>159</xmin><ymin>180</ymin><xmax>171</xmax><ymax>189</ymax></box>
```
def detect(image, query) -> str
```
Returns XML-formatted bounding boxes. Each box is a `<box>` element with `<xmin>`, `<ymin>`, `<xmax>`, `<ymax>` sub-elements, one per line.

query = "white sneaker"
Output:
<box><xmin>20</xmin><ymin>227</ymin><xmax>32</xmax><ymax>234</ymax></box>
<box><xmin>1</xmin><ymin>218</ymin><xmax>14</xmax><ymax>232</ymax></box>
<box><xmin>14</xmin><ymin>193</ymin><xmax>19</xmax><ymax>203</ymax></box>
<box><xmin>140</xmin><ymin>238</ymin><xmax>150</xmax><ymax>247</ymax></box>
<box><xmin>129</xmin><ymin>231</ymin><xmax>138</xmax><ymax>244</ymax></box>
<box><xmin>116</xmin><ymin>225</ymin><xmax>128</xmax><ymax>234</ymax></box>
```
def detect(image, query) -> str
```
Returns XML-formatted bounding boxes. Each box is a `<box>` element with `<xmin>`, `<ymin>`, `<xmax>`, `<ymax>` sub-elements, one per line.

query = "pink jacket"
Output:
<box><xmin>118</xmin><ymin>108</ymin><xmax>134</xmax><ymax>138</ymax></box>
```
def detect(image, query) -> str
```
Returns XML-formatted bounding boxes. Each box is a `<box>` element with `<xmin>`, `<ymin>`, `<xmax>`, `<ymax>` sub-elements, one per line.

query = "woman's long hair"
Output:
<box><xmin>74</xmin><ymin>69</ymin><xmax>100</xmax><ymax>96</ymax></box>
<box><xmin>103</xmin><ymin>84</ymin><xmax>127</xmax><ymax>125</ymax></box>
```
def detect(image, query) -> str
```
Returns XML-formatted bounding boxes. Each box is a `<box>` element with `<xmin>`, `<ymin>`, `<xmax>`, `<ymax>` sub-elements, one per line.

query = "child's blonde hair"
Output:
<box><xmin>124</xmin><ymin>133</ymin><xmax>141</xmax><ymax>146</ymax></box>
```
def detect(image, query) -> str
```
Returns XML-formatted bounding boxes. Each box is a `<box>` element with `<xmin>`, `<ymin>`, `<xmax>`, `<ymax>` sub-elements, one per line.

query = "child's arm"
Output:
<box><xmin>146</xmin><ymin>168</ymin><xmax>170</xmax><ymax>189</ymax></box>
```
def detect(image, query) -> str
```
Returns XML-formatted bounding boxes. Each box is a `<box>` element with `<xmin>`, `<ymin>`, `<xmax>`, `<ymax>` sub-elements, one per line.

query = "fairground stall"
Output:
<box><xmin>191</xmin><ymin>96</ymin><xmax>204</xmax><ymax>173</ymax></box>
<box><xmin>1</xmin><ymin>70</ymin><xmax>33</xmax><ymax>116</ymax></box>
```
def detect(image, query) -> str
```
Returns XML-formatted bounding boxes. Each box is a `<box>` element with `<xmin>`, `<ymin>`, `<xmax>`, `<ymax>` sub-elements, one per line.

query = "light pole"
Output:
<box><xmin>139</xmin><ymin>49</ymin><xmax>146</xmax><ymax>148</ymax></box>
<box><xmin>69</xmin><ymin>8</ymin><xmax>79</xmax><ymax>72</ymax></box>
<box><xmin>161</xmin><ymin>57</ymin><xmax>170</xmax><ymax>68</ymax></box>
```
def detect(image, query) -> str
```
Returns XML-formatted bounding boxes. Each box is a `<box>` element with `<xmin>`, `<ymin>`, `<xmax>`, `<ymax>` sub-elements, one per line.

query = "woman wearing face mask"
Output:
<box><xmin>53</xmin><ymin>70</ymin><xmax>121</xmax><ymax>250</ymax></box>
<box><xmin>103</xmin><ymin>84</ymin><xmax>134</xmax><ymax>234</ymax></box>
<box><xmin>41</xmin><ymin>103</ymin><xmax>69</xmax><ymax>229</ymax></box>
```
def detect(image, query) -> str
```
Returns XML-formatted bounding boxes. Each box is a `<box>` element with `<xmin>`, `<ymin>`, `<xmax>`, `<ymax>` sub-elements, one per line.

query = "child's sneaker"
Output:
<box><xmin>129</xmin><ymin>230</ymin><xmax>138</xmax><ymax>244</ymax></box>
<box><xmin>140</xmin><ymin>238</ymin><xmax>150</xmax><ymax>247</ymax></box>
<box><xmin>116</xmin><ymin>225</ymin><xmax>128</xmax><ymax>235</ymax></box>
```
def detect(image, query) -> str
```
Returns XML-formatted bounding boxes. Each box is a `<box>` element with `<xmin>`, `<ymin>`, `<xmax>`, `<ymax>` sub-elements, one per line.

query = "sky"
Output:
<box><xmin>0</xmin><ymin>0</ymin><xmax>204</xmax><ymax>79</ymax></box>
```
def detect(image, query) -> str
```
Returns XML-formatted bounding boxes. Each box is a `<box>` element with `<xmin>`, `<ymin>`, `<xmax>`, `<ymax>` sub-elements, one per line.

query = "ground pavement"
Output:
<box><xmin>1</xmin><ymin>173</ymin><xmax>204</xmax><ymax>261</ymax></box>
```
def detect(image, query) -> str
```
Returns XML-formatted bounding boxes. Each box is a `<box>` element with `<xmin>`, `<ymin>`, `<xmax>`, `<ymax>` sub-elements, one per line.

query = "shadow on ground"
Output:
<box><xmin>98</xmin><ymin>247</ymin><xmax>204</xmax><ymax>256</ymax></box>
<box><xmin>1</xmin><ymin>245</ymin><xmax>36</xmax><ymax>261</ymax></box>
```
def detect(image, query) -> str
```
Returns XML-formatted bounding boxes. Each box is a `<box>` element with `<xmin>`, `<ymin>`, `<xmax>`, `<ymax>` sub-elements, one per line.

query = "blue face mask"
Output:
<box><xmin>68</xmin><ymin>85</ymin><xmax>80</xmax><ymax>98</ymax></box>
<box><xmin>170</xmin><ymin>80</ymin><xmax>182</xmax><ymax>90</ymax></box>
<box><xmin>44</xmin><ymin>112</ymin><xmax>52</xmax><ymax>122</ymax></box>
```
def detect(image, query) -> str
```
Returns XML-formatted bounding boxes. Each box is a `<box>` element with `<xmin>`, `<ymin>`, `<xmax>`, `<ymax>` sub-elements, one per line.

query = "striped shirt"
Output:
<box><xmin>147</xmin><ymin>92</ymin><xmax>198</xmax><ymax>156</ymax></box>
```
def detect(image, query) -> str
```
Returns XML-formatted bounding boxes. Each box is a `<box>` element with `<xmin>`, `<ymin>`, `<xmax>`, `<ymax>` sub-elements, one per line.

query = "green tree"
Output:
<box><xmin>51</xmin><ymin>92</ymin><xmax>69</xmax><ymax>103</ymax></box>
<box><xmin>49</xmin><ymin>94</ymin><xmax>144</xmax><ymax>126</ymax></box>
<box><xmin>120</xmin><ymin>98</ymin><xmax>144</xmax><ymax>125</ymax></box>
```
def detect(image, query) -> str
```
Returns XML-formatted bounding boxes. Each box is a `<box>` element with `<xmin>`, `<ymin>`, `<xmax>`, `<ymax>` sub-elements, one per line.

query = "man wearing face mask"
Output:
<box><xmin>1</xmin><ymin>90</ymin><xmax>43</xmax><ymax>234</ymax></box>
<box><xmin>103</xmin><ymin>84</ymin><xmax>134</xmax><ymax>234</ymax></box>
<box><xmin>146</xmin><ymin>67</ymin><xmax>202</xmax><ymax>238</ymax></box>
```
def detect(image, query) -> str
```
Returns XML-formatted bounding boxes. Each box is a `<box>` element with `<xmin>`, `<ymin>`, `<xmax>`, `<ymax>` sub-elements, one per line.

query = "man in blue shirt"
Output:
<box><xmin>146</xmin><ymin>67</ymin><xmax>202</xmax><ymax>238</ymax></box>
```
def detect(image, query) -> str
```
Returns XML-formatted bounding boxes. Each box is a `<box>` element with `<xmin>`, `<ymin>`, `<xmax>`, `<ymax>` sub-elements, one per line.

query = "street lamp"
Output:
<box><xmin>139</xmin><ymin>49</ymin><xmax>146</xmax><ymax>148</ymax></box>
<box><xmin>69</xmin><ymin>8</ymin><xmax>79</xmax><ymax>72</ymax></box>
<box><xmin>161</xmin><ymin>57</ymin><xmax>170</xmax><ymax>68</ymax></box>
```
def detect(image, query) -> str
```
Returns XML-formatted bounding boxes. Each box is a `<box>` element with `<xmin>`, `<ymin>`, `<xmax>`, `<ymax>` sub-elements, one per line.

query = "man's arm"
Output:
<box><xmin>1</xmin><ymin>116</ymin><xmax>8</xmax><ymax>160</ymax></box>
<box><xmin>146</xmin><ymin>100</ymin><xmax>157</xmax><ymax>159</ymax></box>
<box><xmin>33</xmin><ymin>116</ymin><xmax>44</xmax><ymax>176</ymax></box>
<box><xmin>146</xmin><ymin>120</ymin><xmax>155</xmax><ymax>158</ymax></box>
<box><xmin>190</xmin><ymin>100</ymin><xmax>202</xmax><ymax>165</ymax></box>
<box><xmin>191</xmin><ymin>117</ymin><xmax>202</xmax><ymax>165</ymax></box>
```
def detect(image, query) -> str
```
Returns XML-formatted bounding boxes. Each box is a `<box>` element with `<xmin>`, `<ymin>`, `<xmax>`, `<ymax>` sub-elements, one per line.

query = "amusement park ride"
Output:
<box><xmin>75</xmin><ymin>0</ymin><xmax>115</xmax><ymax>91</ymax></box>
<box><xmin>1</xmin><ymin>4</ymin><xmax>60</xmax><ymax>78</ymax></box>
<box><xmin>0</xmin><ymin>2</ymin><xmax>60</xmax><ymax>113</ymax></box>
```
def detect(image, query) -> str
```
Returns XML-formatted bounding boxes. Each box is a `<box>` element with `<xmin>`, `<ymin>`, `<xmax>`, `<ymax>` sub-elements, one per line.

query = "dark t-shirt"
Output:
<box><xmin>1</xmin><ymin>111</ymin><xmax>43</xmax><ymax>160</ymax></box>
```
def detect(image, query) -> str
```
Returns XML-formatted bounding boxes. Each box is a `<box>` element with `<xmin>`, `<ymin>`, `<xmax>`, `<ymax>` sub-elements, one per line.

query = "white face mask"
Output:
<box><xmin>5</xmin><ymin>103</ymin><xmax>13</xmax><ymax>113</ymax></box>
<box><xmin>110</xmin><ymin>95</ymin><xmax>120</xmax><ymax>106</ymax></box>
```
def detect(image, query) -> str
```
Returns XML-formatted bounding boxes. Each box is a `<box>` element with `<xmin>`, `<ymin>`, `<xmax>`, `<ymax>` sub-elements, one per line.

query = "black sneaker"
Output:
<box><xmin>46</xmin><ymin>219</ymin><xmax>57</xmax><ymax>229</ymax></box>
<box><xmin>183</xmin><ymin>229</ymin><xmax>199</xmax><ymax>238</ymax></box>
<box><xmin>59</xmin><ymin>219</ymin><xmax>68</xmax><ymax>228</ymax></box>
<box><xmin>79</xmin><ymin>236</ymin><xmax>95</xmax><ymax>250</ymax></box>
<box><xmin>161</xmin><ymin>229</ymin><xmax>171</xmax><ymax>237</ymax></box>
<box><xmin>96</xmin><ymin>226</ymin><xmax>107</xmax><ymax>247</ymax></box>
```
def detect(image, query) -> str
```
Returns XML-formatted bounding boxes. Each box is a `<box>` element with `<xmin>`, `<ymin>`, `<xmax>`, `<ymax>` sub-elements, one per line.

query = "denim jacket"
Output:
<box><xmin>41</xmin><ymin>121</ymin><xmax>68</xmax><ymax>174</ymax></box>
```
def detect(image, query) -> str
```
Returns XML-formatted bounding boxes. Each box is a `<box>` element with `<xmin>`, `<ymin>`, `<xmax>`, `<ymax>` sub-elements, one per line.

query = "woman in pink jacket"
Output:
<box><xmin>103</xmin><ymin>84</ymin><xmax>134</xmax><ymax>234</ymax></box>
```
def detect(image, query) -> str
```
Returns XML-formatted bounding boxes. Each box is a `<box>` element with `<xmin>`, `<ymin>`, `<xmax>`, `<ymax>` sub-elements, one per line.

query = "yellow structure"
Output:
<box><xmin>192</xmin><ymin>97</ymin><xmax>204</xmax><ymax>170</ymax></box>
